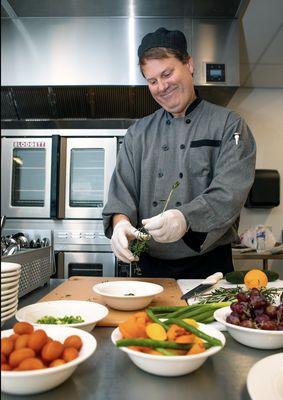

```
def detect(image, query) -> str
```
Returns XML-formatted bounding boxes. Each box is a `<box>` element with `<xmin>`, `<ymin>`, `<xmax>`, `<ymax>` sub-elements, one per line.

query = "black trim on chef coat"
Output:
<box><xmin>139</xmin><ymin>244</ymin><xmax>233</xmax><ymax>279</ymax></box>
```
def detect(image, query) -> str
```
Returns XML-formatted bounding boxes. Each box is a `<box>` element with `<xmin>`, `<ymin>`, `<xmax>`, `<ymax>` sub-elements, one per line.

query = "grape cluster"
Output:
<box><xmin>226</xmin><ymin>288</ymin><xmax>283</xmax><ymax>330</ymax></box>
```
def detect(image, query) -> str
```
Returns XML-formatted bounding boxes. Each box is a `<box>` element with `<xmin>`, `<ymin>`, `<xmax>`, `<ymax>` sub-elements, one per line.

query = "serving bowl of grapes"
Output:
<box><xmin>214</xmin><ymin>288</ymin><xmax>283</xmax><ymax>349</ymax></box>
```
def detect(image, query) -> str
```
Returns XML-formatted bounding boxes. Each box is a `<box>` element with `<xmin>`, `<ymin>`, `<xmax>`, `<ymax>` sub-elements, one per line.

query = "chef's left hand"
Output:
<box><xmin>142</xmin><ymin>209</ymin><xmax>188</xmax><ymax>243</ymax></box>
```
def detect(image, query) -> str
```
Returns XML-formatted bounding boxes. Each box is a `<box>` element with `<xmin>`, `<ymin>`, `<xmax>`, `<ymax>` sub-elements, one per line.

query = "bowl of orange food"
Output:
<box><xmin>1</xmin><ymin>321</ymin><xmax>97</xmax><ymax>395</ymax></box>
<box><xmin>111</xmin><ymin>311</ymin><xmax>225</xmax><ymax>376</ymax></box>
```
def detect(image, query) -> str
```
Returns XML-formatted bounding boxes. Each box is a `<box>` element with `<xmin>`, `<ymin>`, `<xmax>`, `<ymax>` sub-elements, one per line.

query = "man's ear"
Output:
<box><xmin>186</xmin><ymin>57</ymin><xmax>194</xmax><ymax>75</ymax></box>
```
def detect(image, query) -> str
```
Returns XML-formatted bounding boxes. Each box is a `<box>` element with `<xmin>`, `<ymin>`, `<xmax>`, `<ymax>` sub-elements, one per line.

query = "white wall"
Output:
<box><xmin>228</xmin><ymin>88</ymin><xmax>283</xmax><ymax>275</ymax></box>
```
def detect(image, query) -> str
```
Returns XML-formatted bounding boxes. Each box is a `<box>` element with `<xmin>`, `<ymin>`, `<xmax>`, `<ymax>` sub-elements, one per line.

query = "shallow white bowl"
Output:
<box><xmin>1</xmin><ymin>325</ymin><xmax>97</xmax><ymax>395</ymax></box>
<box><xmin>214</xmin><ymin>306</ymin><xmax>283</xmax><ymax>350</ymax></box>
<box><xmin>1</xmin><ymin>262</ymin><xmax>21</xmax><ymax>273</ymax></box>
<box><xmin>93</xmin><ymin>281</ymin><xmax>164</xmax><ymax>311</ymax></box>
<box><xmin>1</xmin><ymin>298</ymin><xmax>18</xmax><ymax>312</ymax></box>
<box><xmin>111</xmin><ymin>323</ymin><xmax>225</xmax><ymax>377</ymax></box>
<box><xmin>15</xmin><ymin>300</ymin><xmax>109</xmax><ymax>332</ymax></box>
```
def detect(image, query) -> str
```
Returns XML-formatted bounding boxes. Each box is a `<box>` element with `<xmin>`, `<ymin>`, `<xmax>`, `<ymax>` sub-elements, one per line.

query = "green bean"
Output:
<box><xmin>156</xmin><ymin>348</ymin><xmax>176</xmax><ymax>356</ymax></box>
<box><xmin>116</xmin><ymin>338</ymin><xmax>192</xmax><ymax>350</ymax></box>
<box><xmin>146</xmin><ymin>309</ymin><xmax>168</xmax><ymax>331</ymax></box>
<box><xmin>148</xmin><ymin>306</ymin><xmax>185</xmax><ymax>313</ymax></box>
<box><xmin>165</xmin><ymin>318</ymin><xmax>222</xmax><ymax>347</ymax></box>
<box><xmin>201</xmin><ymin>316</ymin><xmax>215</xmax><ymax>324</ymax></box>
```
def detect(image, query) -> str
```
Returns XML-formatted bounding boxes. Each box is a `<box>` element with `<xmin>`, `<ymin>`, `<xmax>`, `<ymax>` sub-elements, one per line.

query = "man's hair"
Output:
<box><xmin>139</xmin><ymin>47</ymin><xmax>189</xmax><ymax>67</ymax></box>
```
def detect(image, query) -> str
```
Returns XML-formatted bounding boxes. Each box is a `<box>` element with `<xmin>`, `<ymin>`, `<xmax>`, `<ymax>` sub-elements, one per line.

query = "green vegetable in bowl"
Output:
<box><xmin>36</xmin><ymin>315</ymin><xmax>85</xmax><ymax>324</ymax></box>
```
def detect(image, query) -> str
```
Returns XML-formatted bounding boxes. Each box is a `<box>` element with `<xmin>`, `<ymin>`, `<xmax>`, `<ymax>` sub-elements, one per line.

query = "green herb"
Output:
<box><xmin>130</xmin><ymin>180</ymin><xmax>180</xmax><ymax>261</ymax></box>
<box><xmin>196</xmin><ymin>287</ymin><xmax>283</xmax><ymax>304</ymax></box>
<box><xmin>124</xmin><ymin>293</ymin><xmax>135</xmax><ymax>296</ymax></box>
<box><xmin>36</xmin><ymin>315</ymin><xmax>85</xmax><ymax>324</ymax></box>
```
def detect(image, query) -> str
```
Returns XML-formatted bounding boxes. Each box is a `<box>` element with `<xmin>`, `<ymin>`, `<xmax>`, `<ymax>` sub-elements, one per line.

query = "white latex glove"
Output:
<box><xmin>142</xmin><ymin>209</ymin><xmax>188</xmax><ymax>243</ymax></box>
<box><xmin>111</xmin><ymin>220</ymin><xmax>140</xmax><ymax>263</ymax></box>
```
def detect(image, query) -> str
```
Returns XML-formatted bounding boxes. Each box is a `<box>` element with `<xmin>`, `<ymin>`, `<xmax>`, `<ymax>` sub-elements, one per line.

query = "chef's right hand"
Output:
<box><xmin>111</xmin><ymin>220</ymin><xmax>140</xmax><ymax>264</ymax></box>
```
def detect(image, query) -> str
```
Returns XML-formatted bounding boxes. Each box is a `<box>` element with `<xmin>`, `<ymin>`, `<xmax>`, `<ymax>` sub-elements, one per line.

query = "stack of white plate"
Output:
<box><xmin>1</xmin><ymin>262</ymin><xmax>21</xmax><ymax>326</ymax></box>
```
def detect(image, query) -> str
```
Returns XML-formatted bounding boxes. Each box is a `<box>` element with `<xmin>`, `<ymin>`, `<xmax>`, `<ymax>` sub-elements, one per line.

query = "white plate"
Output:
<box><xmin>1</xmin><ymin>271</ymin><xmax>21</xmax><ymax>278</ymax></box>
<box><xmin>1</xmin><ymin>281</ymin><xmax>19</xmax><ymax>290</ymax></box>
<box><xmin>1</xmin><ymin>295</ymin><xmax>18</xmax><ymax>306</ymax></box>
<box><xmin>1</xmin><ymin>262</ymin><xmax>21</xmax><ymax>273</ymax></box>
<box><xmin>1</xmin><ymin>275</ymin><xmax>20</xmax><ymax>283</ymax></box>
<box><xmin>1</xmin><ymin>285</ymin><xmax>20</xmax><ymax>296</ymax></box>
<box><xmin>1</xmin><ymin>298</ymin><xmax>18</xmax><ymax>312</ymax></box>
<box><xmin>247</xmin><ymin>353</ymin><xmax>283</xmax><ymax>400</ymax></box>
<box><xmin>1</xmin><ymin>304</ymin><xmax>18</xmax><ymax>318</ymax></box>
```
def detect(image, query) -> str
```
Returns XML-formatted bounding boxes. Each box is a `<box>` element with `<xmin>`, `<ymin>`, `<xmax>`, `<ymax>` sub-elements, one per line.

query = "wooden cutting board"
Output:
<box><xmin>38</xmin><ymin>276</ymin><xmax>186</xmax><ymax>327</ymax></box>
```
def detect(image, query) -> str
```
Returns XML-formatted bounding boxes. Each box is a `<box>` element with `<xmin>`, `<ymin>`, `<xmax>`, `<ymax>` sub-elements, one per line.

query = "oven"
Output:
<box><xmin>1</xmin><ymin>136</ymin><xmax>59</xmax><ymax>218</ymax></box>
<box><xmin>1</xmin><ymin>132</ymin><xmax>117</xmax><ymax>220</ymax></box>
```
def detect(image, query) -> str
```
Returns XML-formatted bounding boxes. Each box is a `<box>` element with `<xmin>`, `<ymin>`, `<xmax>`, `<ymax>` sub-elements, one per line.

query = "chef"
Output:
<box><xmin>103</xmin><ymin>27</ymin><xmax>256</xmax><ymax>278</ymax></box>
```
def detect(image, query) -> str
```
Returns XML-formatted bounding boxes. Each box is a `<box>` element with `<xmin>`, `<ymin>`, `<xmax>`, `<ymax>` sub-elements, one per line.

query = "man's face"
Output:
<box><xmin>142</xmin><ymin>56</ymin><xmax>195</xmax><ymax>117</ymax></box>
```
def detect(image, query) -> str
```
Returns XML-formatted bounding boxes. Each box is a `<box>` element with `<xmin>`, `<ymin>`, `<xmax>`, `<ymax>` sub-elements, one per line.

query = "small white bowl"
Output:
<box><xmin>1</xmin><ymin>326</ymin><xmax>97</xmax><ymax>395</ymax></box>
<box><xmin>111</xmin><ymin>323</ymin><xmax>225</xmax><ymax>377</ymax></box>
<box><xmin>15</xmin><ymin>300</ymin><xmax>109</xmax><ymax>332</ymax></box>
<box><xmin>93</xmin><ymin>281</ymin><xmax>164</xmax><ymax>311</ymax></box>
<box><xmin>214</xmin><ymin>306</ymin><xmax>283</xmax><ymax>350</ymax></box>
<box><xmin>1</xmin><ymin>262</ymin><xmax>21</xmax><ymax>273</ymax></box>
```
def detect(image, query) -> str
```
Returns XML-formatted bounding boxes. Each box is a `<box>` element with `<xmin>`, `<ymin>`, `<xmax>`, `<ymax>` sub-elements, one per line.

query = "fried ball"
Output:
<box><xmin>14</xmin><ymin>334</ymin><xmax>30</xmax><ymax>350</ymax></box>
<box><xmin>41</xmin><ymin>341</ymin><xmax>64</xmax><ymax>363</ymax></box>
<box><xmin>1</xmin><ymin>337</ymin><xmax>14</xmax><ymax>356</ymax></box>
<box><xmin>13</xmin><ymin>322</ymin><xmax>34</xmax><ymax>335</ymax></box>
<box><xmin>62</xmin><ymin>347</ymin><xmax>79</xmax><ymax>362</ymax></box>
<box><xmin>9</xmin><ymin>348</ymin><xmax>35</xmax><ymax>368</ymax></box>
<box><xmin>27</xmin><ymin>330</ymin><xmax>48</xmax><ymax>352</ymax></box>
<box><xmin>17</xmin><ymin>357</ymin><xmax>45</xmax><ymax>371</ymax></box>
<box><xmin>49</xmin><ymin>359</ymin><xmax>66</xmax><ymax>368</ymax></box>
<box><xmin>63</xmin><ymin>335</ymin><xmax>82</xmax><ymax>351</ymax></box>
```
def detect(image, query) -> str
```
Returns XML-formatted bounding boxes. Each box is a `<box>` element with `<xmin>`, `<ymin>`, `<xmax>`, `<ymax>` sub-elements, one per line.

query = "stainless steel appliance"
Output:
<box><xmin>1</xmin><ymin>132</ymin><xmax>117</xmax><ymax>220</ymax></box>
<box><xmin>58</xmin><ymin>137</ymin><xmax>117</xmax><ymax>219</ymax></box>
<box><xmin>54</xmin><ymin>224</ymin><xmax>115</xmax><ymax>278</ymax></box>
<box><xmin>1</xmin><ymin>137</ymin><xmax>59</xmax><ymax>218</ymax></box>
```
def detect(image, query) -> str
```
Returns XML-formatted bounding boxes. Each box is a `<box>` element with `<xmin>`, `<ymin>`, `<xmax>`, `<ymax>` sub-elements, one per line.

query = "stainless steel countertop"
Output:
<box><xmin>1</xmin><ymin>279</ymin><xmax>279</xmax><ymax>400</ymax></box>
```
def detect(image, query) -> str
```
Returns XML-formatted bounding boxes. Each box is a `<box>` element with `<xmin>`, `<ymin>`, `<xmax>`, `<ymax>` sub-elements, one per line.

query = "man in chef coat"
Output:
<box><xmin>103</xmin><ymin>27</ymin><xmax>256</xmax><ymax>278</ymax></box>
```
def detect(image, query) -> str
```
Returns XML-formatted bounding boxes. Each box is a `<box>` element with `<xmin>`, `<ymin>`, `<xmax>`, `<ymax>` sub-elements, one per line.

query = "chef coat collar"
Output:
<box><xmin>166</xmin><ymin>96</ymin><xmax>202</xmax><ymax>121</ymax></box>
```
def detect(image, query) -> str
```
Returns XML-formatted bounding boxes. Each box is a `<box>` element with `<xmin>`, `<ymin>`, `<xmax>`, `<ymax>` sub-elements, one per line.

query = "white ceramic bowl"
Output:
<box><xmin>1</xmin><ymin>325</ymin><xmax>97</xmax><ymax>395</ymax></box>
<box><xmin>93</xmin><ymin>281</ymin><xmax>164</xmax><ymax>311</ymax></box>
<box><xmin>15</xmin><ymin>300</ymin><xmax>109</xmax><ymax>332</ymax></box>
<box><xmin>111</xmin><ymin>323</ymin><xmax>225</xmax><ymax>377</ymax></box>
<box><xmin>214</xmin><ymin>306</ymin><xmax>283</xmax><ymax>350</ymax></box>
<box><xmin>1</xmin><ymin>304</ymin><xmax>18</xmax><ymax>318</ymax></box>
<box><xmin>1</xmin><ymin>281</ymin><xmax>19</xmax><ymax>291</ymax></box>
<box><xmin>2</xmin><ymin>296</ymin><xmax>18</xmax><ymax>307</ymax></box>
<box><xmin>1</xmin><ymin>262</ymin><xmax>21</xmax><ymax>273</ymax></box>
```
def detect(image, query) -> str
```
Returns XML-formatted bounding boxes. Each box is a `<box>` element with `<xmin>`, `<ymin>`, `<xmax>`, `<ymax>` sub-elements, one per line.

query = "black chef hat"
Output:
<box><xmin>138</xmin><ymin>27</ymin><xmax>188</xmax><ymax>59</ymax></box>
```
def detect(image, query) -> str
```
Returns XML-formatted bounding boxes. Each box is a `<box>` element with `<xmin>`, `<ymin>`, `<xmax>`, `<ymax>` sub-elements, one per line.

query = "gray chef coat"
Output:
<box><xmin>103</xmin><ymin>99</ymin><xmax>256</xmax><ymax>259</ymax></box>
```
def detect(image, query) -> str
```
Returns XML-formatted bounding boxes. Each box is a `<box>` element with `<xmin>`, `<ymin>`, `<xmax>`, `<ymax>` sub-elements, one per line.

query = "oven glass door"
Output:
<box><xmin>1</xmin><ymin>138</ymin><xmax>52</xmax><ymax>218</ymax></box>
<box><xmin>64</xmin><ymin>138</ymin><xmax>117</xmax><ymax>218</ymax></box>
<box><xmin>64</xmin><ymin>252</ymin><xmax>115</xmax><ymax>278</ymax></box>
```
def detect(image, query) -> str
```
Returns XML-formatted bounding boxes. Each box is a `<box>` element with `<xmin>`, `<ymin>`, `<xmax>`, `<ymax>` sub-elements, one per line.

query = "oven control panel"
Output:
<box><xmin>54</xmin><ymin>230</ymin><xmax>110</xmax><ymax>245</ymax></box>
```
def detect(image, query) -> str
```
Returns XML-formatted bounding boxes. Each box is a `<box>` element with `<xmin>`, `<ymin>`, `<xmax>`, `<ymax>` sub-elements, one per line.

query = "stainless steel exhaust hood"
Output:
<box><xmin>1</xmin><ymin>1</ymin><xmax>249</xmax><ymax>124</ymax></box>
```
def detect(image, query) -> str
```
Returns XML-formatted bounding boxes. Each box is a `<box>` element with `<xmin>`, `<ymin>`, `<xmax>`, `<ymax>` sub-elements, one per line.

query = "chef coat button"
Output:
<box><xmin>166</xmin><ymin>120</ymin><xmax>171</xmax><ymax>125</ymax></box>
<box><xmin>175</xmin><ymin>202</ymin><xmax>182</xmax><ymax>206</ymax></box>
<box><xmin>162</xmin><ymin>145</ymin><xmax>169</xmax><ymax>151</ymax></box>
<box><xmin>180</xmin><ymin>144</ymin><xmax>185</xmax><ymax>149</ymax></box>
<box><xmin>179</xmin><ymin>172</ymin><xmax>183</xmax><ymax>178</ymax></box>
<box><xmin>158</xmin><ymin>172</ymin><xmax>164</xmax><ymax>178</ymax></box>
<box><xmin>152</xmin><ymin>201</ymin><xmax>158</xmax><ymax>207</ymax></box>
<box><xmin>186</xmin><ymin>119</ymin><xmax>191</xmax><ymax>124</ymax></box>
